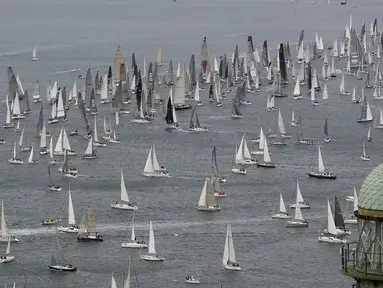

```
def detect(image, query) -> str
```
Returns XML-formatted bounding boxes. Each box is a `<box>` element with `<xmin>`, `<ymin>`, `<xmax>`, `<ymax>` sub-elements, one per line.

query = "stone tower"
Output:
<box><xmin>342</xmin><ymin>164</ymin><xmax>383</xmax><ymax>288</ymax></box>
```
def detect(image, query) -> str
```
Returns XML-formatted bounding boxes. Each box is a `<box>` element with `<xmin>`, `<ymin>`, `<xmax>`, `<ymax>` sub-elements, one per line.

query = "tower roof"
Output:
<box><xmin>359</xmin><ymin>164</ymin><xmax>383</xmax><ymax>217</ymax></box>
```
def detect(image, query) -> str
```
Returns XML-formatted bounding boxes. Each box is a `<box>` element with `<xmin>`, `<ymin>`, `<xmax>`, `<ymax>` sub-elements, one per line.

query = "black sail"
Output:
<box><xmin>165</xmin><ymin>93</ymin><xmax>174</xmax><ymax>125</ymax></box>
<box><xmin>279</xmin><ymin>44</ymin><xmax>288</xmax><ymax>83</ymax></box>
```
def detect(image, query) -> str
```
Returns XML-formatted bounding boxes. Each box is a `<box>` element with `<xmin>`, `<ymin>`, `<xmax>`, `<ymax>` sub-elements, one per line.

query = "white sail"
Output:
<box><xmin>279</xmin><ymin>193</ymin><xmax>287</xmax><ymax>213</ymax></box>
<box><xmin>292</xmin><ymin>78</ymin><xmax>301</xmax><ymax>95</ymax></box>
<box><xmin>100</xmin><ymin>73</ymin><xmax>108</xmax><ymax>101</ymax></box>
<box><xmin>1</xmin><ymin>200</ymin><xmax>9</xmax><ymax>237</ymax></box>
<box><xmin>68</xmin><ymin>189</ymin><xmax>76</xmax><ymax>226</ymax></box>
<box><xmin>143</xmin><ymin>147</ymin><xmax>155</xmax><ymax>173</ymax></box>
<box><xmin>318</xmin><ymin>146</ymin><xmax>325</xmax><ymax>173</ymax></box>
<box><xmin>120</xmin><ymin>168</ymin><xmax>129</xmax><ymax>202</ymax></box>
<box><xmin>49</xmin><ymin>137</ymin><xmax>54</xmax><ymax>159</ymax></box>
<box><xmin>194</xmin><ymin>80</ymin><xmax>200</xmax><ymax>102</ymax></box>
<box><xmin>152</xmin><ymin>144</ymin><xmax>161</xmax><ymax>171</ymax></box>
<box><xmin>263</xmin><ymin>139</ymin><xmax>271</xmax><ymax>163</ymax></box>
<box><xmin>57</xmin><ymin>90</ymin><xmax>65</xmax><ymax>118</ymax></box>
<box><xmin>235</xmin><ymin>136</ymin><xmax>245</xmax><ymax>163</ymax></box>
<box><xmin>13</xmin><ymin>91</ymin><xmax>21</xmax><ymax>116</ymax></box>
<box><xmin>222</xmin><ymin>224</ymin><xmax>236</xmax><ymax>265</ymax></box>
<box><xmin>277</xmin><ymin>109</ymin><xmax>286</xmax><ymax>134</ymax></box>
<box><xmin>85</xmin><ymin>136</ymin><xmax>93</xmax><ymax>155</ymax></box>
<box><xmin>366</xmin><ymin>102</ymin><xmax>373</xmax><ymax>121</ymax></box>
<box><xmin>28</xmin><ymin>144</ymin><xmax>34</xmax><ymax>162</ymax></box>
<box><xmin>326</xmin><ymin>199</ymin><xmax>337</xmax><ymax>235</ymax></box>
<box><xmin>19</xmin><ymin>127</ymin><xmax>25</xmax><ymax>147</ymax></box>
<box><xmin>5</xmin><ymin>236</ymin><xmax>11</xmax><ymax>255</ymax></box>
<box><xmin>296</xmin><ymin>180</ymin><xmax>304</xmax><ymax>203</ymax></box>
<box><xmin>340</xmin><ymin>74</ymin><xmax>345</xmax><ymax>92</ymax></box>
<box><xmin>5</xmin><ymin>95</ymin><xmax>11</xmax><ymax>124</ymax></box>
<box><xmin>294</xmin><ymin>198</ymin><xmax>304</xmax><ymax>221</ymax></box>
<box><xmin>259</xmin><ymin>127</ymin><xmax>265</xmax><ymax>150</ymax></box>
<box><xmin>111</xmin><ymin>273</ymin><xmax>118</xmax><ymax>288</ymax></box>
<box><xmin>148</xmin><ymin>221</ymin><xmax>157</xmax><ymax>255</ymax></box>
<box><xmin>198</xmin><ymin>178</ymin><xmax>209</xmax><ymax>207</ymax></box>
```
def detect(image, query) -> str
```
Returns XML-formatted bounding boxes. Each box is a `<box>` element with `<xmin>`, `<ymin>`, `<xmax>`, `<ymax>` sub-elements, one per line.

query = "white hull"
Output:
<box><xmin>185</xmin><ymin>278</ymin><xmax>200</xmax><ymax>284</ymax></box>
<box><xmin>93</xmin><ymin>141</ymin><xmax>106</xmax><ymax>147</ymax></box>
<box><xmin>108</xmin><ymin>138</ymin><xmax>120</xmax><ymax>143</ymax></box>
<box><xmin>8</xmin><ymin>159</ymin><xmax>23</xmax><ymax>165</ymax></box>
<box><xmin>111</xmin><ymin>203</ymin><xmax>138</xmax><ymax>210</ymax></box>
<box><xmin>323</xmin><ymin>228</ymin><xmax>351</xmax><ymax>236</ymax></box>
<box><xmin>361</xmin><ymin>156</ymin><xmax>371</xmax><ymax>161</ymax></box>
<box><xmin>0</xmin><ymin>255</ymin><xmax>14</xmax><ymax>263</ymax></box>
<box><xmin>82</xmin><ymin>154</ymin><xmax>98</xmax><ymax>159</ymax></box>
<box><xmin>0</xmin><ymin>236</ymin><xmax>19</xmax><ymax>243</ymax></box>
<box><xmin>250</xmin><ymin>150</ymin><xmax>263</xmax><ymax>155</ymax></box>
<box><xmin>223</xmin><ymin>263</ymin><xmax>242</xmax><ymax>271</ymax></box>
<box><xmin>12</xmin><ymin>115</ymin><xmax>26</xmax><ymax>120</ymax></box>
<box><xmin>131</xmin><ymin>119</ymin><xmax>152</xmax><ymax>124</ymax></box>
<box><xmin>214</xmin><ymin>192</ymin><xmax>227</xmax><ymax>197</ymax></box>
<box><xmin>140</xmin><ymin>254</ymin><xmax>164</xmax><ymax>261</ymax></box>
<box><xmin>121</xmin><ymin>242</ymin><xmax>148</xmax><ymax>248</ymax></box>
<box><xmin>318</xmin><ymin>235</ymin><xmax>347</xmax><ymax>244</ymax></box>
<box><xmin>286</xmin><ymin>220</ymin><xmax>308</xmax><ymax>227</ymax></box>
<box><xmin>64</xmin><ymin>173</ymin><xmax>77</xmax><ymax>179</ymax></box>
<box><xmin>289</xmin><ymin>203</ymin><xmax>310</xmax><ymax>209</ymax></box>
<box><xmin>236</xmin><ymin>159</ymin><xmax>257</xmax><ymax>165</ymax></box>
<box><xmin>272</xmin><ymin>213</ymin><xmax>291</xmax><ymax>219</ymax></box>
<box><xmin>231</xmin><ymin>115</ymin><xmax>243</xmax><ymax>119</ymax></box>
<box><xmin>48</xmin><ymin>186</ymin><xmax>61</xmax><ymax>192</ymax></box>
<box><xmin>57</xmin><ymin>226</ymin><xmax>79</xmax><ymax>233</ymax></box>
<box><xmin>54</xmin><ymin>151</ymin><xmax>78</xmax><ymax>156</ymax></box>
<box><xmin>143</xmin><ymin>171</ymin><xmax>170</xmax><ymax>178</ymax></box>
<box><xmin>3</xmin><ymin>123</ymin><xmax>15</xmax><ymax>129</ymax></box>
<box><xmin>231</xmin><ymin>168</ymin><xmax>246</xmax><ymax>175</ymax></box>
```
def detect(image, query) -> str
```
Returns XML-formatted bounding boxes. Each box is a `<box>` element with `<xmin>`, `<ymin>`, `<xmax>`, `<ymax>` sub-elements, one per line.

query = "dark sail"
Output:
<box><xmin>131</xmin><ymin>53</ymin><xmax>136</xmax><ymax>75</ymax></box>
<box><xmin>95</xmin><ymin>71</ymin><xmax>99</xmax><ymax>91</ymax></box>
<box><xmin>77</xmin><ymin>92</ymin><xmax>92</xmax><ymax>136</ymax></box>
<box><xmin>85</xmin><ymin>68</ymin><xmax>92</xmax><ymax>106</ymax></box>
<box><xmin>200</xmin><ymin>37</ymin><xmax>208</xmax><ymax>74</ymax></box>
<box><xmin>37</xmin><ymin>104</ymin><xmax>43</xmax><ymax>133</ymax></box>
<box><xmin>298</xmin><ymin>30</ymin><xmax>304</xmax><ymax>49</ymax></box>
<box><xmin>279</xmin><ymin>44</ymin><xmax>288</xmax><ymax>83</ymax></box>
<box><xmin>189</xmin><ymin>54</ymin><xmax>196</xmax><ymax>86</ymax></box>
<box><xmin>262</xmin><ymin>40</ymin><xmax>269</xmax><ymax>68</ymax></box>
<box><xmin>334</xmin><ymin>195</ymin><xmax>346</xmax><ymax>229</ymax></box>
<box><xmin>307</xmin><ymin>62</ymin><xmax>312</xmax><ymax>91</ymax></box>
<box><xmin>165</xmin><ymin>92</ymin><xmax>174</xmax><ymax>125</ymax></box>
<box><xmin>136</xmin><ymin>76</ymin><xmax>142</xmax><ymax>111</ymax></box>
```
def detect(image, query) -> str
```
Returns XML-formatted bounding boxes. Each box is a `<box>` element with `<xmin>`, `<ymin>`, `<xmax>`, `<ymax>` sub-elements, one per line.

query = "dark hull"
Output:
<box><xmin>49</xmin><ymin>265</ymin><xmax>77</xmax><ymax>272</ymax></box>
<box><xmin>257</xmin><ymin>163</ymin><xmax>275</xmax><ymax>168</ymax></box>
<box><xmin>308</xmin><ymin>173</ymin><xmax>336</xmax><ymax>179</ymax></box>
<box><xmin>77</xmin><ymin>237</ymin><xmax>103</xmax><ymax>242</ymax></box>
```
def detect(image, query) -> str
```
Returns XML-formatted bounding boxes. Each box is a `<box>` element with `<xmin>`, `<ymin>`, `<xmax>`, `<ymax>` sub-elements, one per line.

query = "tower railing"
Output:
<box><xmin>342</xmin><ymin>242</ymin><xmax>383</xmax><ymax>281</ymax></box>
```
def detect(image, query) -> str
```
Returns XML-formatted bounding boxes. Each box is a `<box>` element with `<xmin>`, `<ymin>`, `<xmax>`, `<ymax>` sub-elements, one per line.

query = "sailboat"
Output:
<box><xmin>344</xmin><ymin>188</ymin><xmax>358</xmax><ymax>224</ymax></box>
<box><xmin>0</xmin><ymin>237</ymin><xmax>14</xmax><ymax>263</ymax></box>
<box><xmin>195</xmin><ymin>80</ymin><xmax>202</xmax><ymax>106</ymax></box>
<box><xmin>272</xmin><ymin>193</ymin><xmax>291</xmax><ymax>219</ymax></box>
<box><xmin>197</xmin><ymin>177</ymin><xmax>221</xmax><ymax>211</ymax></box>
<box><xmin>360</xmin><ymin>141</ymin><xmax>370</xmax><ymax>161</ymax></box>
<box><xmin>0</xmin><ymin>200</ymin><xmax>19</xmax><ymax>242</ymax></box>
<box><xmin>8</xmin><ymin>141</ymin><xmax>23</xmax><ymax>164</ymax></box>
<box><xmin>48</xmin><ymin>165</ymin><xmax>61</xmax><ymax>191</ymax></box>
<box><xmin>49</xmin><ymin>137</ymin><xmax>57</xmax><ymax>165</ymax></box>
<box><xmin>27</xmin><ymin>143</ymin><xmax>37</xmax><ymax>164</ymax></box>
<box><xmin>143</xmin><ymin>144</ymin><xmax>170</xmax><ymax>177</ymax></box>
<box><xmin>222</xmin><ymin>224</ymin><xmax>241</xmax><ymax>271</ymax></box>
<box><xmin>82</xmin><ymin>136</ymin><xmax>97</xmax><ymax>159</ymax></box>
<box><xmin>185</xmin><ymin>261</ymin><xmax>200</xmax><ymax>284</ymax></box>
<box><xmin>140</xmin><ymin>221</ymin><xmax>164</xmax><ymax>261</ymax></box>
<box><xmin>311</xmin><ymin>86</ymin><xmax>319</xmax><ymax>106</ymax></box>
<box><xmin>367</xmin><ymin>126</ymin><xmax>372</xmax><ymax>142</ymax></box>
<box><xmin>308</xmin><ymin>146</ymin><xmax>336</xmax><ymax>179</ymax></box>
<box><xmin>324</xmin><ymin>118</ymin><xmax>331</xmax><ymax>142</ymax></box>
<box><xmin>189</xmin><ymin>106</ymin><xmax>207</xmax><ymax>132</ymax></box>
<box><xmin>156</xmin><ymin>48</ymin><xmax>163</xmax><ymax>66</ymax></box>
<box><xmin>357</xmin><ymin>99</ymin><xmax>373</xmax><ymax>122</ymax></box>
<box><xmin>290</xmin><ymin>180</ymin><xmax>310</xmax><ymax>209</ymax></box>
<box><xmin>211</xmin><ymin>146</ymin><xmax>226</xmax><ymax>183</ymax></box>
<box><xmin>131</xmin><ymin>89</ymin><xmax>152</xmax><ymax>124</ymax></box>
<box><xmin>111</xmin><ymin>168</ymin><xmax>137</xmax><ymax>210</ymax></box>
<box><xmin>3</xmin><ymin>95</ymin><xmax>14</xmax><ymax>128</ymax></box>
<box><xmin>324</xmin><ymin>195</ymin><xmax>351</xmax><ymax>236</ymax></box>
<box><xmin>76</xmin><ymin>206</ymin><xmax>103</xmax><ymax>242</ymax></box>
<box><xmin>256</xmin><ymin>138</ymin><xmax>275</xmax><ymax>168</ymax></box>
<box><xmin>286</xmin><ymin>197</ymin><xmax>309</xmax><ymax>227</ymax></box>
<box><xmin>32</xmin><ymin>80</ymin><xmax>41</xmax><ymax>102</ymax></box>
<box><xmin>250</xmin><ymin>127</ymin><xmax>265</xmax><ymax>155</ymax></box>
<box><xmin>165</xmin><ymin>89</ymin><xmax>180</xmax><ymax>130</ymax></box>
<box><xmin>58</xmin><ymin>187</ymin><xmax>79</xmax><ymax>233</ymax></box>
<box><xmin>231</xmin><ymin>144</ymin><xmax>246</xmax><ymax>175</ymax></box>
<box><xmin>31</xmin><ymin>47</ymin><xmax>39</xmax><ymax>61</ymax></box>
<box><xmin>318</xmin><ymin>199</ymin><xmax>347</xmax><ymax>244</ymax></box>
<box><xmin>292</xmin><ymin>77</ymin><xmax>302</xmax><ymax>99</ymax></box>
<box><xmin>212</xmin><ymin>174</ymin><xmax>226</xmax><ymax>197</ymax></box>
<box><xmin>121</xmin><ymin>211</ymin><xmax>147</xmax><ymax>248</ymax></box>
<box><xmin>235</xmin><ymin>135</ymin><xmax>256</xmax><ymax>165</ymax></box>
<box><xmin>49</xmin><ymin>238</ymin><xmax>77</xmax><ymax>271</ymax></box>
<box><xmin>92</xmin><ymin>116</ymin><xmax>106</xmax><ymax>147</ymax></box>
<box><xmin>231</xmin><ymin>99</ymin><xmax>242</xmax><ymax>118</ymax></box>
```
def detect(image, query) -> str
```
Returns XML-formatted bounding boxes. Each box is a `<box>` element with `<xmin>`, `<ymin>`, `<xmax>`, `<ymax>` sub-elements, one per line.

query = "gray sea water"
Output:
<box><xmin>0</xmin><ymin>0</ymin><xmax>382</xmax><ymax>287</ymax></box>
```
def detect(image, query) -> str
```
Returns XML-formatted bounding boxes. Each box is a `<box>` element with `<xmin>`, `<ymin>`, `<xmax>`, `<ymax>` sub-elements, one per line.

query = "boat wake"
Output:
<box><xmin>54</xmin><ymin>68</ymin><xmax>81</xmax><ymax>74</ymax></box>
<box><xmin>209</xmin><ymin>116</ymin><xmax>230</xmax><ymax>120</ymax></box>
<box><xmin>9</xmin><ymin>217</ymin><xmax>271</xmax><ymax>236</ymax></box>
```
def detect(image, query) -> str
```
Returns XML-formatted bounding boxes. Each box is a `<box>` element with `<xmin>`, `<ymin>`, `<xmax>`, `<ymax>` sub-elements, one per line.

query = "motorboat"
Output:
<box><xmin>57</xmin><ymin>225</ymin><xmax>79</xmax><ymax>233</ymax></box>
<box><xmin>49</xmin><ymin>264</ymin><xmax>77</xmax><ymax>272</ymax></box>
<box><xmin>111</xmin><ymin>202</ymin><xmax>138</xmax><ymax>211</ymax></box>
<box><xmin>8</xmin><ymin>158</ymin><xmax>23</xmax><ymax>165</ymax></box>
<box><xmin>121</xmin><ymin>240</ymin><xmax>148</xmax><ymax>248</ymax></box>
<box><xmin>185</xmin><ymin>275</ymin><xmax>200</xmax><ymax>284</ymax></box>
<box><xmin>41</xmin><ymin>219</ymin><xmax>57</xmax><ymax>226</ymax></box>
<box><xmin>231</xmin><ymin>168</ymin><xmax>246</xmax><ymax>175</ymax></box>
<box><xmin>286</xmin><ymin>219</ymin><xmax>309</xmax><ymax>227</ymax></box>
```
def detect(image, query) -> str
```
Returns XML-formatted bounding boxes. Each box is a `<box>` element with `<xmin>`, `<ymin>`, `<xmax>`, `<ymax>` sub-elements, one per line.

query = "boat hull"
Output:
<box><xmin>140</xmin><ymin>255</ymin><xmax>164</xmax><ymax>261</ymax></box>
<box><xmin>308</xmin><ymin>172</ymin><xmax>336</xmax><ymax>179</ymax></box>
<box><xmin>77</xmin><ymin>236</ymin><xmax>103</xmax><ymax>242</ymax></box>
<box><xmin>131</xmin><ymin>119</ymin><xmax>152</xmax><ymax>124</ymax></box>
<box><xmin>58</xmin><ymin>226</ymin><xmax>79</xmax><ymax>233</ymax></box>
<box><xmin>0</xmin><ymin>255</ymin><xmax>14</xmax><ymax>263</ymax></box>
<box><xmin>49</xmin><ymin>265</ymin><xmax>77</xmax><ymax>272</ymax></box>
<box><xmin>344</xmin><ymin>218</ymin><xmax>357</xmax><ymax>224</ymax></box>
<box><xmin>0</xmin><ymin>236</ymin><xmax>19</xmax><ymax>243</ymax></box>
<box><xmin>111</xmin><ymin>203</ymin><xmax>138</xmax><ymax>210</ymax></box>
<box><xmin>286</xmin><ymin>221</ymin><xmax>308</xmax><ymax>227</ymax></box>
<box><xmin>318</xmin><ymin>236</ymin><xmax>347</xmax><ymax>244</ymax></box>
<box><xmin>272</xmin><ymin>213</ymin><xmax>291</xmax><ymax>219</ymax></box>
<box><xmin>121</xmin><ymin>242</ymin><xmax>148</xmax><ymax>248</ymax></box>
<box><xmin>289</xmin><ymin>204</ymin><xmax>310</xmax><ymax>209</ymax></box>
<box><xmin>175</xmin><ymin>104</ymin><xmax>192</xmax><ymax>110</ymax></box>
<box><xmin>185</xmin><ymin>278</ymin><xmax>200</xmax><ymax>284</ymax></box>
<box><xmin>223</xmin><ymin>263</ymin><xmax>242</xmax><ymax>271</ymax></box>
<box><xmin>8</xmin><ymin>159</ymin><xmax>24</xmax><ymax>165</ymax></box>
<box><xmin>231</xmin><ymin>168</ymin><xmax>246</xmax><ymax>175</ymax></box>
<box><xmin>256</xmin><ymin>162</ymin><xmax>275</xmax><ymax>168</ymax></box>
<box><xmin>143</xmin><ymin>172</ymin><xmax>170</xmax><ymax>178</ymax></box>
